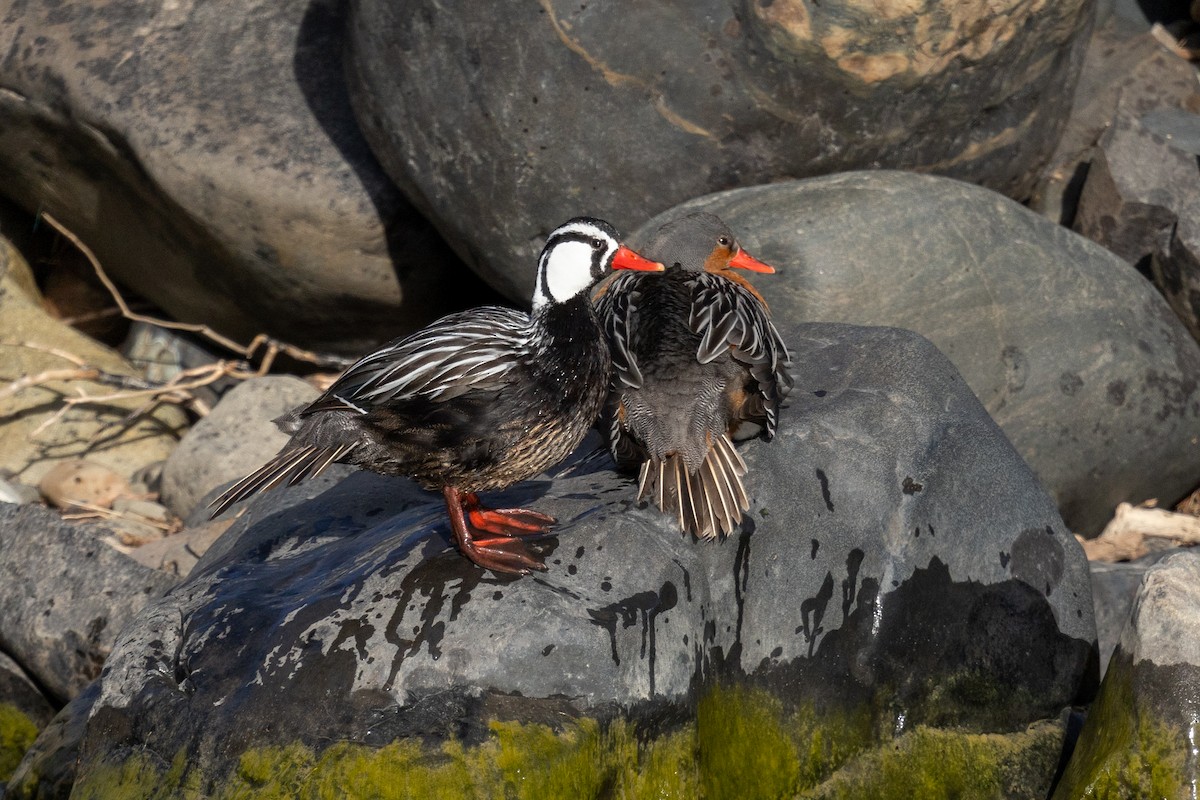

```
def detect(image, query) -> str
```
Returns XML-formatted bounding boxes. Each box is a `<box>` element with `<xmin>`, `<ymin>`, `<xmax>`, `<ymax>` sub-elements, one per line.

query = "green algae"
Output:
<box><xmin>697</xmin><ymin>684</ymin><xmax>874</xmax><ymax>799</ymax></box>
<box><xmin>69</xmin><ymin>685</ymin><xmax>1065</xmax><ymax>799</ymax></box>
<box><xmin>72</xmin><ymin>748</ymin><xmax>202</xmax><ymax>800</ymax></box>
<box><xmin>0</xmin><ymin>703</ymin><xmax>40</xmax><ymax>782</ymax></box>
<box><xmin>73</xmin><ymin>716</ymin><xmax>697</xmax><ymax>800</ymax></box>
<box><xmin>800</xmin><ymin>721</ymin><xmax>1064</xmax><ymax>800</ymax></box>
<box><xmin>1050</xmin><ymin>658</ymin><xmax>1186</xmax><ymax>800</ymax></box>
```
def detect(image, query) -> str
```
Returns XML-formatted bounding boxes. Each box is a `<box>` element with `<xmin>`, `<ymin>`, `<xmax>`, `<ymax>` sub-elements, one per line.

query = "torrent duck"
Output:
<box><xmin>594</xmin><ymin>211</ymin><xmax>792</xmax><ymax>540</ymax></box>
<box><xmin>212</xmin><ymin>217</ymin><xmax>664</xmax><ymax>574</ymax></box>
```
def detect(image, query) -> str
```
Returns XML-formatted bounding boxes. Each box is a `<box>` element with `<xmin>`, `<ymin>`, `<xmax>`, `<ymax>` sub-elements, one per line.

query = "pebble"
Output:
<box><xmin>37</xmin><ymin>460</ymin><xmax>133</xmax><ymax>510</ymax></box>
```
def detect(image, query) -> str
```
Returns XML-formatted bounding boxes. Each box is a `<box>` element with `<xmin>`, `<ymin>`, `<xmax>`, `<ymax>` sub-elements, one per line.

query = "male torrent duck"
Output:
<box><xmin>595</xmin><ymin>211</ymin><xmax>792</xmax><ymax>540</ymax></box>
<box><xmin>211</xmin><ymin>217</ymin><xmax>663</xmax><ymax>575</ymax></box>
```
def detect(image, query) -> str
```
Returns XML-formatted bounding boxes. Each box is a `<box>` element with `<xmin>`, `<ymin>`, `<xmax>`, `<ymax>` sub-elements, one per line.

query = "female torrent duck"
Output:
<box><xmin>211</xmin><ymin>217</ymin><xmax>663</xmax><ymax>575</ymax></box>
<box><xmin>594</xmin><ymin>211</ymin><xmax>792</xmax><ymax>540</ymax></box>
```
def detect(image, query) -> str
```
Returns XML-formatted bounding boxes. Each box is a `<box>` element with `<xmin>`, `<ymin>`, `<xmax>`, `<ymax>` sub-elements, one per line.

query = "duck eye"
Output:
<box><xmin>591</xmin><ymin>238</ymin><xmax>605</xmax><ymax>250</ymax></box>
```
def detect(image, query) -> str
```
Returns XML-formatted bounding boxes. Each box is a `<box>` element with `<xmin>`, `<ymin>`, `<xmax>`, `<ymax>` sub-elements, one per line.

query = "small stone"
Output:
<box><xmin>124</xmin><ymin>519</ymin><xmax>232</xmax><ymax>577</ymax></box>
<box><xmin>0</xmin><ymin>477</ymin><xmax>36</xmax><ymax>505</ymax></box>
<box><xmin>110</xmin><ymin>497</ymin><xmax>170</xmax><ymax>524</ymax></box>
<box><xmin>1054</xmin><ymin>551</ymin><xmax>1200</xmax><ymax>796</ymax></box>
<box><xmin>37</xmin><ymin>460</ymin><xmax>132</xmax><ymax>510</ymax></box>
<box><xmin>160</xmin><ymin>376</ymin><xmax>319</xmax><ymax>517</ymax></box>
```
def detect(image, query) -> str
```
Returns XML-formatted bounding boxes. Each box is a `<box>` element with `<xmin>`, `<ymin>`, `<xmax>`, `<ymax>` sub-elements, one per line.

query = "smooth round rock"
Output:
<box><xmin>630</xmin><ymin>171</ymin><xmax>1200</xmax><ymax>536</ymax></box>
<box><xmin>160</xmin><ymin>376</ymin><xmax>320</xmax><ymax>518</ymax></box>
<box><xmin>346</xmin><ymin>0</ymin><xmax>1095</xmax><ymax>301</ymax></box>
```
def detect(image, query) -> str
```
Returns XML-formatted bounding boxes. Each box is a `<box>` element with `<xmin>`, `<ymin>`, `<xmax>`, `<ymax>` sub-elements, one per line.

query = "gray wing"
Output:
<box><xmin>688</xmin><ymin>272</ymin><xmax>794</xmax><ymax>438</ymax></box>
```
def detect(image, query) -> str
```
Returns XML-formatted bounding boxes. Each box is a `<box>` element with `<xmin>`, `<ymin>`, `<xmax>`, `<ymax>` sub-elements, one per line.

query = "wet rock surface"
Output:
<box><xmin>345</xmin><ymin>0</ymin><xmax>1096</xmax><ymax>301</ymax></box>
<box><xmin>0</xmin><ymin>0</ymin><xmax>486</xmax><ymax>353</ymax></box>
<box><xmin>629</xmin><ymin>171</ymin><xmax>1200</xmax><ymax>537</ymax></box>
<box><xmin>0</xmin><ymin>504</ymin><xmax>177</xmax><ymax>704</ymax></box>
<box><xmin>1054</xmin><ymin>551</ymin><xmax>1200</xmax><ymax>798</ymax></box>
<box><xmin>12</xmin><ymin>324</ymin><xmax>1096</xmax><ymax>797</ymax></box>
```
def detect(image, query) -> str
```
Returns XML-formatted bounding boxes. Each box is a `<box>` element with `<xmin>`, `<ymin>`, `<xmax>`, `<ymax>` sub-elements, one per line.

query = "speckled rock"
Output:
<box><xmin>0</xmin><ymin>504</ymin><xmax>177</xmax><ymax>704</ymax></box>
<box><xmin>0</xmin><ymin>0</ymin><xmax>488</xmax><ymax>354</ymax></box>
<box><xmin>346</xmin><ymin>0</ymin><xmax>1096</xmax><ymax>301</ymax></box>
<box><xmin>18</xmin><ymin>324</ymin><xmax>1096</xmax><ymax>798</ymax></box>
<box><xmin>1053</xmin><ymin>551</ymin><xmax>1200</xmax><ymax>798</ymax></box>
<box><xmin>0</xmin><ymin>237</ymin><xmax>187</xmax><ymax>487</ymax></box>
<box><xmin>159</xmin><ymin>376</ymin><xmax>319</xmax><ymax>518</ymax></box>
<box><xmin>630</xmin><ymin>171</ymin><xmax>1200</xmax><ymax>536</ymax></box>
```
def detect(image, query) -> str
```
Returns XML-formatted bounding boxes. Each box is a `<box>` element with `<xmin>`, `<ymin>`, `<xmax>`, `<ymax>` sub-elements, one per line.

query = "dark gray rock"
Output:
<box><xmin>160</xmin><ymin>376</ymin><xmax>319</xmax><ymax>518</ymax></box>
<box><xmin>631</xmin><ymin>171</ymin><xmax>1200</xmax><ymax>536</ymax></box>
<box><xmin>33</xmin><ymin>324</ymin><xmax>1095</xmax><ymax>797</ymax></box>
<box><xmin>0</xmin><ymin>0</ymin><xmax>489</xmax><ymax>354</ymax></box>
<box><xmin>0</xmin><ymin>505</ymin><xmax>177</xmax><ymax>703</ymax></box>
<box><xmin>1070</xmin><ymin>41</ymin><xmax>1200</xmax><ymax>342</ymax></box>
<box><xmin>346</xmin><ymin>0</ymin><xmax>1096</xmax><ymax>301</ymax></box>
<box><xmin>0</xmin><ymin>650</ymin><xmax>54</xmax><ymax>733</ymax></box>
<box><xmin>1029</xmin><ymin>17</ymin><xmax>1186</xmax><ymax>225</ymax></box>
<box><xmin>1053</xmin><ymin>551</ymin><xmax>1200</xmax><ymax>798</ymax></box>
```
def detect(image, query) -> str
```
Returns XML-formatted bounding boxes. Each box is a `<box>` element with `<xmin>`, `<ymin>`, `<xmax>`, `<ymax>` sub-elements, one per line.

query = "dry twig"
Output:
<box><xmin>2</xmin><ymin>215</ymin><xmax>350</xmax><ymax>426</ymax></box>
<box><xmin>1077</xmin><ymin>501</ymin><xmax>1200</xmax><ymax>562</ymax></box>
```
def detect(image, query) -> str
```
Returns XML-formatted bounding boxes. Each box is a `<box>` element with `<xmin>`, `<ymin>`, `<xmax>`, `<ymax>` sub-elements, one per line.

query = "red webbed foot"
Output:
<box><xmin>443</xmin><ymin>488</ymin><xmax>552</xmax><ymax>575</ymax></box>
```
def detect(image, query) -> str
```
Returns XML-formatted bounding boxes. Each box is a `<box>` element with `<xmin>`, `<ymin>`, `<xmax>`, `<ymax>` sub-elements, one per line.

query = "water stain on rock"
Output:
<box><xmin>587</xmin><ymin>582</ymin><xmax>679</xmax><ymax>695</ymax></box>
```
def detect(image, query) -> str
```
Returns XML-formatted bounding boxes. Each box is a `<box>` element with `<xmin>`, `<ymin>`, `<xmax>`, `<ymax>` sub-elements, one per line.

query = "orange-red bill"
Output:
<box><xmin>729</xmin><ymin>249</ymin><xmax>776</xmax><ymax>273</ymax></box>
<box><xmin>613</xmin><ymin>245</ymin><xmax>666</xmax><ymax>272</ymax></box>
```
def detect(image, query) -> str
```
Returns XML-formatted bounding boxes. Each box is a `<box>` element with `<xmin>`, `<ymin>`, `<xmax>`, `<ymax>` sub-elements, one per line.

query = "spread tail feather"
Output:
<box><xmin>636</xmin><ymin>434</ymin><xmax>749</xmax><ymax>540</ymax></box>
<box><xmin>209</xmin><ymin>442</ymin><xmax>357</xmax><ymax>518</ymax></box>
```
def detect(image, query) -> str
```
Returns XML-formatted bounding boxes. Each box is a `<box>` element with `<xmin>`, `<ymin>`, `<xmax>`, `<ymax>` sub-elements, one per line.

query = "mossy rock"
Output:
<box><xmin>0</xmin><ymin>703</ymin><xmax>41</xmax><ymax>783</ymax></box>
<box><xmin>1051</xmin><ymin>653</ymin><xmax>1189</xmax><ymax>799</ymax></box>
<box><xmin>69</xmin><ymin>685</ymin><xmax>1063</xmax><ymax>799</ymax></box>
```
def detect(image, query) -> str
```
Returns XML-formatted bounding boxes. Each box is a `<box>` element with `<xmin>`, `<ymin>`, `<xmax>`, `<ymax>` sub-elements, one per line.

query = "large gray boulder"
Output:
<box><xmin>14</xmin><ymin>324</ymin><xmax>1096</xmax><ymax>798</ymax></box>
<box><xmin>630</xmin><ymin>171</ymin><xmax>1200</xmax><ymax>536</ymax></box>
<box><xmin>0</xmin><ymin>0</ymin><xmax>487</xmax><ymax>353</ymax></box>
<box><xmin>346</xmin><ymin>0</ymin><xmax>1097</xmax><ymax>301</ymax></box>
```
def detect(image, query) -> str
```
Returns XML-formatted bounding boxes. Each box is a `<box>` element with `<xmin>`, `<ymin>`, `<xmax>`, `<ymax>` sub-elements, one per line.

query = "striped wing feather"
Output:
<box><xmin>687</xmin><ymin>272</ymin><xmax>793</xmax><ymax>438</ymax></box>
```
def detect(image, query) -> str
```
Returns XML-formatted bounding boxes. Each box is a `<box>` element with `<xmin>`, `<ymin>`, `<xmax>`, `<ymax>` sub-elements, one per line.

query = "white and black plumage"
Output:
<box><xmin>211</xmin><ymin>217</ymin><xmax>664</xmax><ymax>575</ymax></box>
<box><xmin>594</xmin><ymin>211</ymin><xmax>792</xmax><ymax>541</ymax></box>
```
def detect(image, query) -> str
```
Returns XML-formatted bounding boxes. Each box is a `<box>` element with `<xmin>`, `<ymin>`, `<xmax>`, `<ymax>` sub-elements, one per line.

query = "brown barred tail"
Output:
<box><xmin>636</xmin><ymin>434</ymin><xmax>749</xmax><ymax>540</ymax></box>
<box><xmin>208</xmin><ymin>442</ymin><xmax>357</xmax><ymax>519</ymax></box>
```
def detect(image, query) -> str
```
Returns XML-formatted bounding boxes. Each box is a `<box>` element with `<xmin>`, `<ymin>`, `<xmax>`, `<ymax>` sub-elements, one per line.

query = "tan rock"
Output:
<box><xmin>37</xmin><ymin>459</ymin><xmax>132</xmax><ymax>510</ymax></box>
<box><xmin>0</xmin><ymin>236</ymin><xmax>188</xmax><ymax>485</ymax></box>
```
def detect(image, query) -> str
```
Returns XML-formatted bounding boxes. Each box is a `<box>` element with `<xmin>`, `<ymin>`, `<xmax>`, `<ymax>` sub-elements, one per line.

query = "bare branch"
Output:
<box><xmin>40</xmin><ymin>212</ymin><xmax>353</xmax><ymax>371</ymax></box>
<box><xmin>1078</xmin><ymin>502</ymin><xmax>1200</xmax><ymax>562</ymax></box>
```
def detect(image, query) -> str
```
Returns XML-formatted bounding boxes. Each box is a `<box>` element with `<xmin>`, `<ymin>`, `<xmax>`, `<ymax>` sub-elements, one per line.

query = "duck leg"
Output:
<box><xmin>442</xmin><ymin>487</ymin><xmax>549</xmax><ymax>575</ymax></box>
<box><xmin>463</xmin><ymin>492</ymin><xmax>556</xmax><ymax>537</ymax></box>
